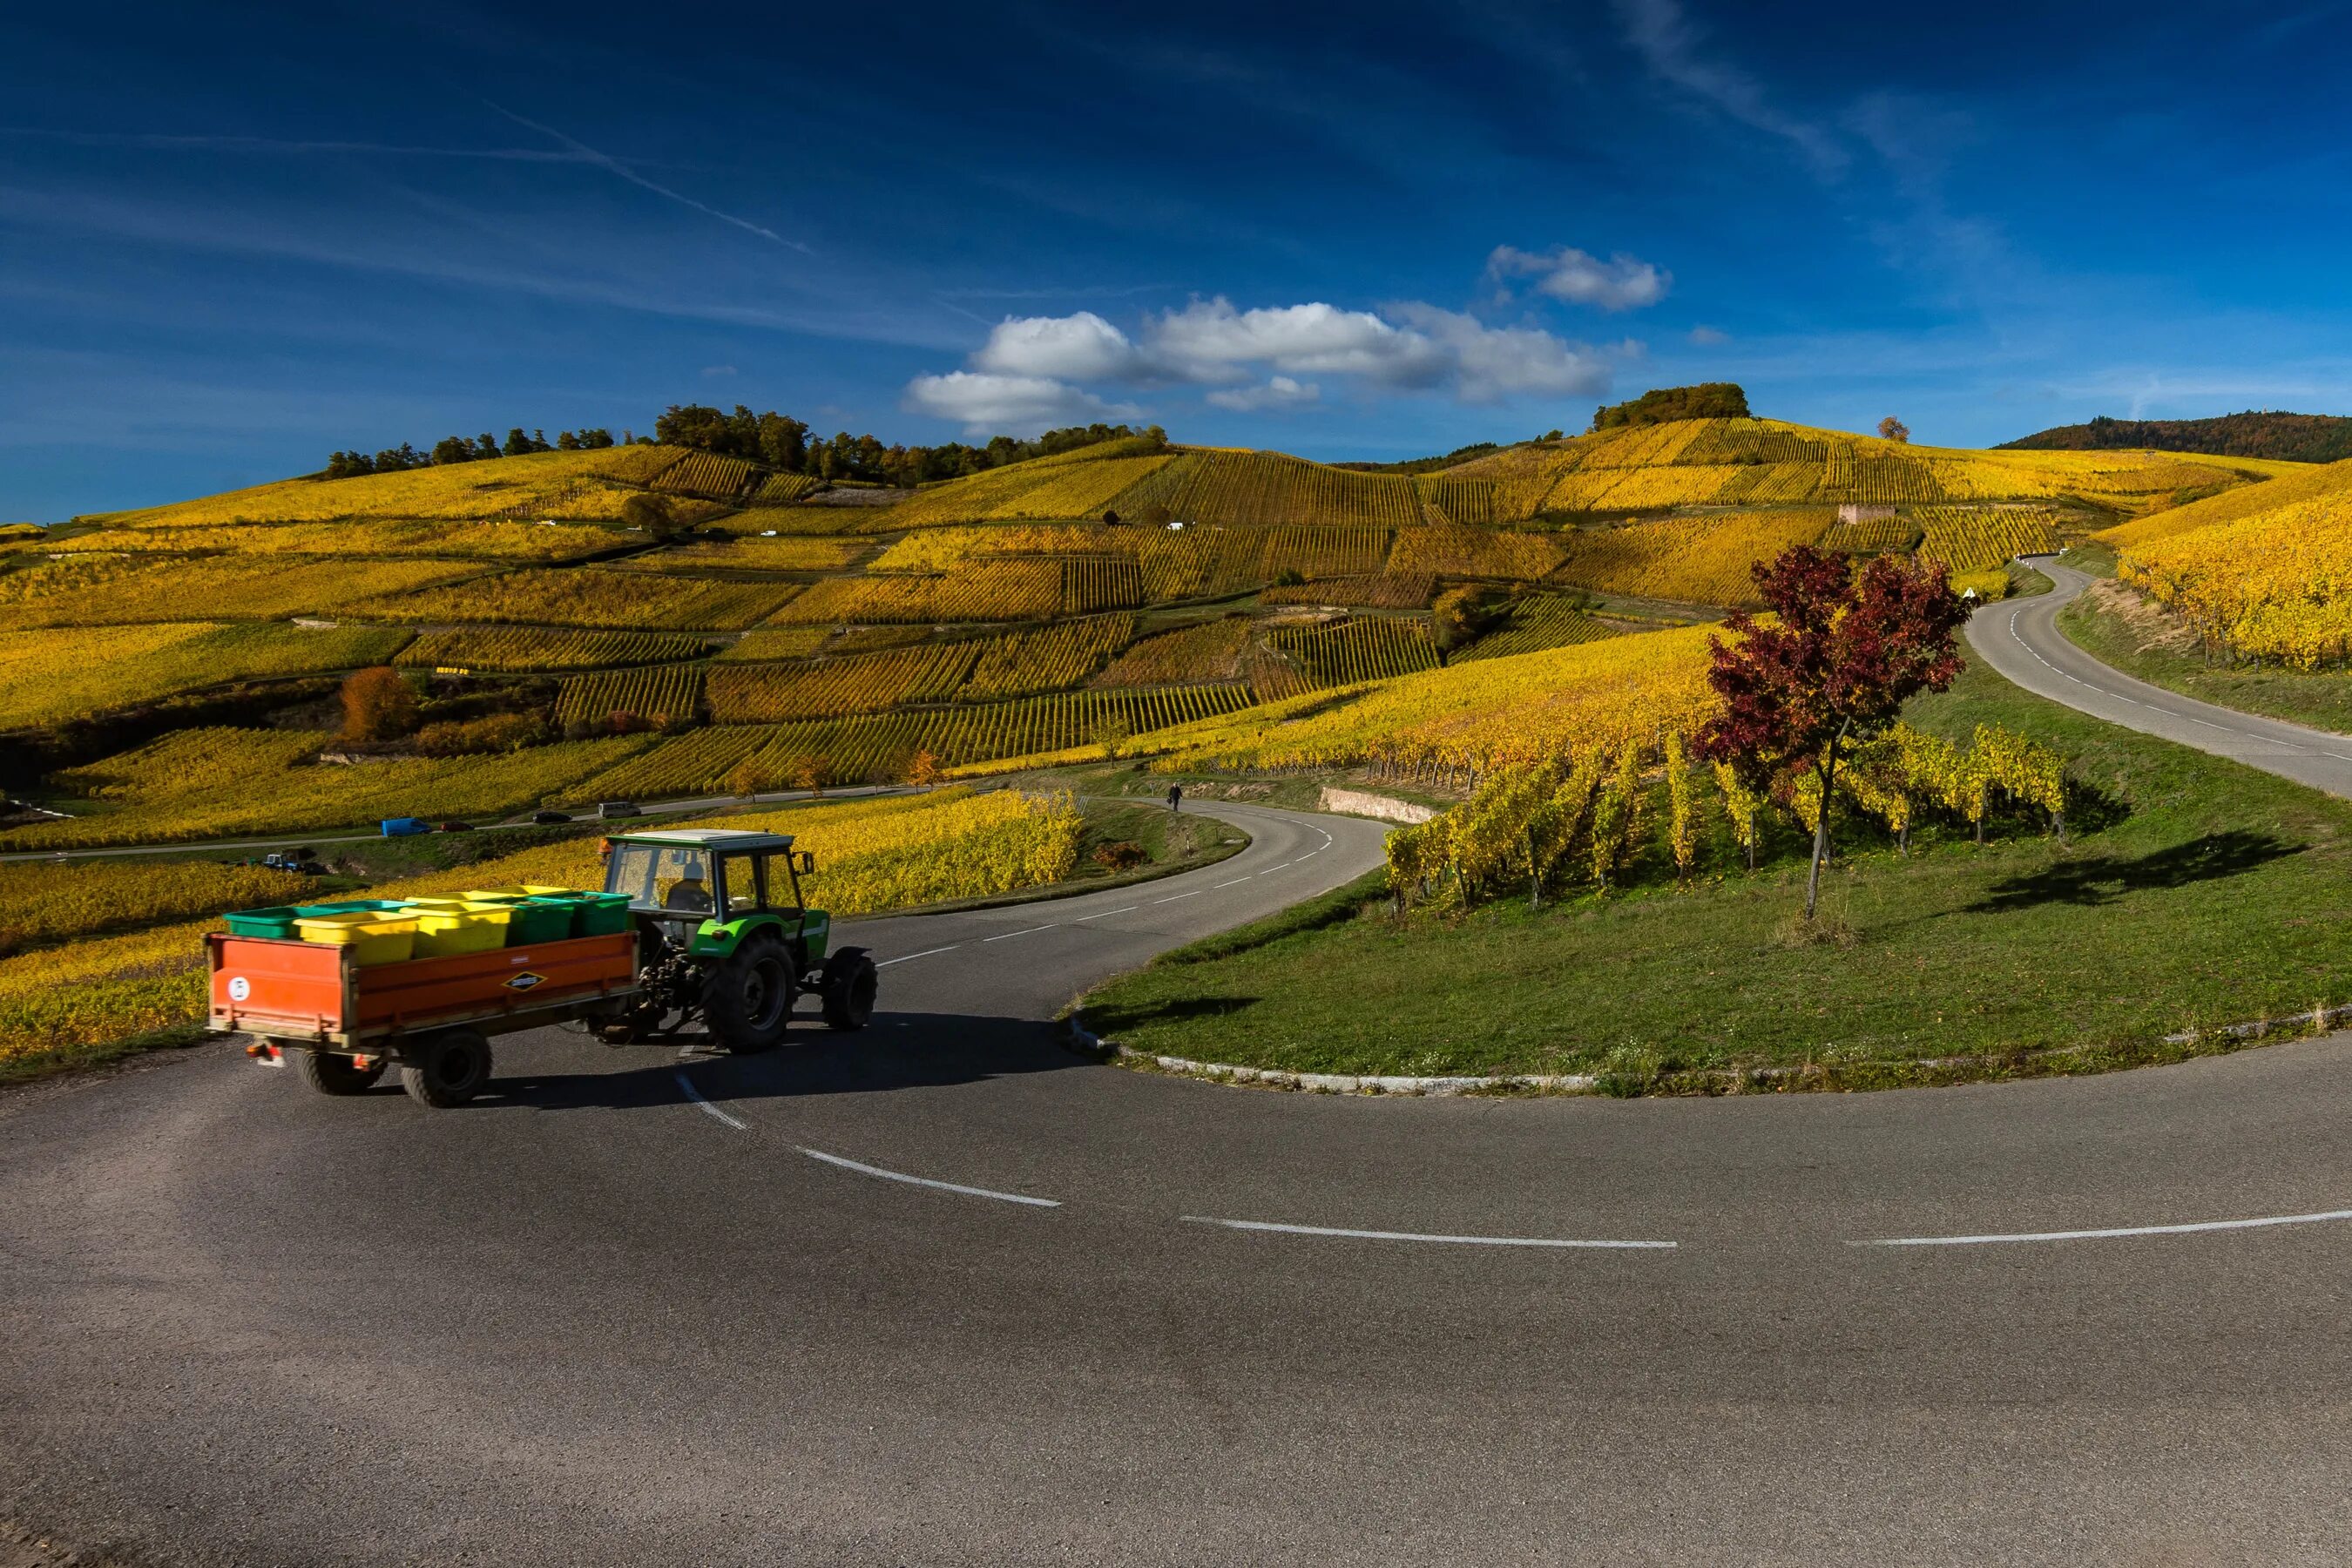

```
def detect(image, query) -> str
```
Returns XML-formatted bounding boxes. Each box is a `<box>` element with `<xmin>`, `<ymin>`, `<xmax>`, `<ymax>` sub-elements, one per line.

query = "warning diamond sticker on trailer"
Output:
<box><xmin>503</xmin><ymin>972</ymin><xmax>546</xmax><ymax>992</ymax></box>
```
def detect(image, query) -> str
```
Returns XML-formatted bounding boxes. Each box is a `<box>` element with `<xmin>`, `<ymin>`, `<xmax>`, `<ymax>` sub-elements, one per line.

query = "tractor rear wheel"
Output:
<box><xmin>821</xmin><ymin>949</ymin><xmax>878</xmax><ymax>1032</ymax></box>
<box><xmin>705</xmin><ymin>933</ymin><xmax>794</xmax><ymax>1054</ymax></box>
<box><xmin>399</xmin><ymin>1028</ymin><xmax>493</xmax><ymax>1108</ymax></box>
<box><xmin>296</xmin><ymin>1049</ymin><xmax>386</xmax><ymax>1096</ymax></box>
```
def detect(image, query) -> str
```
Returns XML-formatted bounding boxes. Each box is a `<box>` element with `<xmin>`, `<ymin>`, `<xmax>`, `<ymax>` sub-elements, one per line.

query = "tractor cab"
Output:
<box><xmin>597</xmin><ymin>828</ymin><xmax>875</xmax><ymax>1047</ymax></box>
<box><xmin>601</xmin><ymin>828</ymin><xmax>828</xmax><ymax>960</ymax></box>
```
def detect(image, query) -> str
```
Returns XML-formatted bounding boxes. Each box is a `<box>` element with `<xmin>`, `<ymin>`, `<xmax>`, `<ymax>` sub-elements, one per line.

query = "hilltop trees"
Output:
<box><xmin>326</xmin><ymin>425</ymin><xmax>615</xmax><ymax>477</ymax></box>
<box><xmin>1592</xmin><ymin>383</ymin><xmax>1750</xmax><ymax>431</ymax></box>
<box><xmin>653</xmin><ymin>402</ymin><xmax>1163</xmax><ymax>488</ymax></box>
<box><xmin>1694</xmin><ymin>546</ymin><xmax>1966</xmax><ymax>922</ymax></box>
<box><xmin>1878</xmin><ymin>416</ymin><xmax>1910</xmax><ymax>443</ymax></box>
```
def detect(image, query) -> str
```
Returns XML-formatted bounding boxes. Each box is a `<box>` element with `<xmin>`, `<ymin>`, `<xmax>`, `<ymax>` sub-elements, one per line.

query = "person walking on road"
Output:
<box><xmin>1166</xmin><ymin>783</ymin><xmax>1182</xmax><ymax>813</ymax></box>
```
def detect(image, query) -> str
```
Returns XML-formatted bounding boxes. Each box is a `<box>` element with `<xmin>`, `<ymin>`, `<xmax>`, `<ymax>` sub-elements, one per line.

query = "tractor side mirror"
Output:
<box><xmin>797</xmin><ymin>851</ymin><xmax>815</xmax><ymax>875</ymax></box>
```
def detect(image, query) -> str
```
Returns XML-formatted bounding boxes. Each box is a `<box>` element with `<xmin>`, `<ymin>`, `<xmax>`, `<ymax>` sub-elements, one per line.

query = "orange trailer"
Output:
<box><xmin>208</xmin><ymin>931</ymin><xmax>641</xmax><ymax>1107</ymax></box>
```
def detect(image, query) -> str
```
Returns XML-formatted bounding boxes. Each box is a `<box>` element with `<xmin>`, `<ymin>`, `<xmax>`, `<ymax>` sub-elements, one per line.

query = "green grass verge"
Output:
<box><xmin>1082</xmin><ymin>660</ymin><xmax>2352</xmax><ymax>1089</ymax></box>
<box><xmin>2058</xmin><ymin>582</ymin><xmax>2352</xmax><ymax>736</ymax></box>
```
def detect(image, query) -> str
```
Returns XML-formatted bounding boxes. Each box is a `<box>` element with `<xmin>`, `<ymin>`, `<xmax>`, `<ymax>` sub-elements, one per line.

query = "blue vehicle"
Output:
<box><xmin>380</xmin><ymin>817</ymin><xmax>430</xmax><ymax>837</ymax></box>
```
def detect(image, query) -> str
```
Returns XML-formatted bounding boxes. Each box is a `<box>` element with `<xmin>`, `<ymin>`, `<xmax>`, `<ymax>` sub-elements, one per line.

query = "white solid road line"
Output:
<box><xmin>1858</xmin><ymin>1206</ymin><xmax>2352</xmax><ymax>1247</ymax></box>
<box><xmin>2000</xmin><ymin>588</ymin><xmax>2352</xmax><ymax>764</ymax></box>
<box><xmin>673</xmin><ymin>1071</ymin><xmax>749</xmax><ymax>1131</ymax></box>
<box><xmin>799</xmin><ymin>1147</ymin><xmax>1063</xmax><ymax>1207</ymax></box>
<box><xmin>876</xmin><ymin>943</ymin><xmax>963</xmax><ymax>968</ymax></box>
<box><xmin>1182</xmin><ymin>1216</ymin><xmax>1678</xmax><ymax>1250</ymax></box>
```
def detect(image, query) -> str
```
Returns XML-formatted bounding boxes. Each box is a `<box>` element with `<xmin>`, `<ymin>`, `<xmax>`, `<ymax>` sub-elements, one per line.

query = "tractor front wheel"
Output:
<box><xmin>704</xmin><ymin>934</ymin><xmax>794</xmax><ymax>1054</ymax></box>
<box><xmin>821</xmin><ymin>949</ymin><xmax>878</xmax><ymax>1032</ymax></box>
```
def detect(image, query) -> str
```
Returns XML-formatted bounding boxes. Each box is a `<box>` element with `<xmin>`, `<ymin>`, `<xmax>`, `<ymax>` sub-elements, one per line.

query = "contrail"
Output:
<box><xmin>483</xmin><ymin>99</ymin><xmax>811</xmax><ymax>254</ymax></box>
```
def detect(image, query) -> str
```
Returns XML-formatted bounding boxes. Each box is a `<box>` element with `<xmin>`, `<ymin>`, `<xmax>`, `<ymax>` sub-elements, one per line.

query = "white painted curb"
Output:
<box><xmin>1067</xmin><ymin>998</ymin><xmax>2352</xmax><ymax>1099</ymax></box>
<box><xmin>1065</xmin><ymin>1010</ymin><xmax>1597</xmax><ymax>1096</ymax></box>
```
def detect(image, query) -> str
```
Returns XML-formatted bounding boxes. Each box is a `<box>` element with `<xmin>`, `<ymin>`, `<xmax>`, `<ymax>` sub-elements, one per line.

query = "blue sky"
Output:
<box><xmin>7</xmin><ymin>0</ymin><xmax>2352</xmax><ymax>518</ymax></box>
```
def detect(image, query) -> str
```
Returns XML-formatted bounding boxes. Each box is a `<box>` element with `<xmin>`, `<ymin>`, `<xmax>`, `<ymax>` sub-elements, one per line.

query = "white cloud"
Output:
<box><xmin>900</xmin><ymin>371</ymin><xmax>1142</xmax><ymax>436</ymax></box>
<box><xmin>903</xmin><ymin>272</ymin><xmax>1634</xmax><ymax>428</ymax></box>
<box><xmin>1204</xmin><ymin>375</ymin><xmax>1320</xmax><ymax>411</ymax></box>
<box><xmin>1611</xmin><ymin>0</ymin><xmax>1847</xmax><ymax>176</ymax></box>
<box><xmin>970</xmin><ymin>310</ymin><xmax>1148</xmax><ymax>380</ymax></box>
<box><xmin>1388</xmin><ymin>304</ymin><xmax>1614</xmax><ymax>402</ymax></box>
<box><xmin>1149</xmin><ymin>298</ymin><xmax>1448</xmax><ymax>386</ymax></box>
<box><xmin>700</xmin><ymin>363</ymin><xmax>738</xmax><ymax>377</ymax></box>
<box><xmin>1688</xmin><ymin>324</ymin><xmax>1729</xmax><ymax>345</ymax></box>
<box><xmin>1488</xmin><ymin>245</ymin><xmax>1671</xmax><ymax>311</ymax></box>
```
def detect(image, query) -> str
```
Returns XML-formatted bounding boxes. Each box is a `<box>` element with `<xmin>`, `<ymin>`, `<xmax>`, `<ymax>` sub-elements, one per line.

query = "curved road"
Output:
<box><xmin>1971</xmin><ymin>554</ymin><xmax>2352</xmax><ymax>798</ymax></box>
<box><xmin>12</xmin><ymin>774</ymin><xmax>2352</xmax><ymax>1556</ymax></box>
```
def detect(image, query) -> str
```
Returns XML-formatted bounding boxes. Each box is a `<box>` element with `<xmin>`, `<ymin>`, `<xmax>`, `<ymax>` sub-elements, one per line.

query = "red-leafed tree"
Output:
<box><xmin>1694</xmin><ymin>546</ymin><xmax>1967</xmax><ymax>920</ymax></box>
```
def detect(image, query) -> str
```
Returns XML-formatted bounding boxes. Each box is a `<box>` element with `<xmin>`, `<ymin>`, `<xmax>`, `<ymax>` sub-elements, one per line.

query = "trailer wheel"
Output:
<box><xmin>295</xmin><ymin>1049</ymin><xmax>386</xmax><ymax>1096</ymax></box>
<box><xmin>399</xmin><ymin>1028</ymin><xmax>493</xmax><ymax>1108</ymax></box>
<box><xmin>705</xmin><ymin>934</ymin><xmax>794</xmax><ymax>1054</ymax></box>
<box><xmin>821</xmin><ymin>949</ymin><xmax>878</xmax><ymax>1032</ymax></box>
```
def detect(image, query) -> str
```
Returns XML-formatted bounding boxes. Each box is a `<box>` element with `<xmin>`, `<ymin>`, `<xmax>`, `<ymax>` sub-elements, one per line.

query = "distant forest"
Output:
<box><xmin>319</xmin><ymin>407</ymin><xmax>1164</xmax><ymax>489</ymax></box>
<box><xmin>2001</xmin><ymin>411</ymin><xmax>2352</xmax><ymax>464</ymax></box>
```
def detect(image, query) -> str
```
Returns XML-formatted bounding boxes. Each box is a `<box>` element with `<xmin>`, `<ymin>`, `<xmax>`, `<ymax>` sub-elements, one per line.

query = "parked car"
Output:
<box><xmin>531</xmin><ymin>810</ymin><xmax>573</xmax><ymax>825</ymax></box>
<box><xmin>598</xmin><ymin>801</ymin><xmax>643</xmax><ymax>820</ymax></box>
<box><xmin>436</xmin><ymin>821</ymin><xmax>475</xmax><ymax>833</ymax></box>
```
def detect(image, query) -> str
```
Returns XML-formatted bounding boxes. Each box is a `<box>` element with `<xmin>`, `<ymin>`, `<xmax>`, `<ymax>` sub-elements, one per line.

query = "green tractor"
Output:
<box><xmin>598</xmin><ymin>828</ymin><xmax>878</xmax><ymax>1051</ymax></box>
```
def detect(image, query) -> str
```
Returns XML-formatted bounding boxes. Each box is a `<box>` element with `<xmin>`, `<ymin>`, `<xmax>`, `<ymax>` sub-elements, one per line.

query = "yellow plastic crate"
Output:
<box><xmin>411</xmin><ymin>909</ymin><xmax>508</xmax><ymax>958</ymax></box>
<box><xmin>293</xmin><ymin>912</ymin><xmax>418</xmax><ymax>967</ymax></box>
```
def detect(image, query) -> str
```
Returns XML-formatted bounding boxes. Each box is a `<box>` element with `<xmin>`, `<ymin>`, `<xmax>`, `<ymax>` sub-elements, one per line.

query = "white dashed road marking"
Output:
<box><xmin>1182</xmin><ymin>1216</ymin><xmax>1678</xmax><ymax>1250</ymax></box>
<box><xmin>876</xmin><ymin>943</ymin><xmax>963</xmax><ymax>968</ymax></box>
<box><xmin>800</xmin><ymin>1147</ymin><xmax>1063</xmax><ymax>1207</ymax></box>
<box><xmin>673</xmin><ymin>1071</ymin><xmax>748</xmax><ymax>1131</ymax></box>
<box><xmin>1858</xmin><ymin>1206</ymin><xmax>2352</xmax><ymax>1247</ymax></box>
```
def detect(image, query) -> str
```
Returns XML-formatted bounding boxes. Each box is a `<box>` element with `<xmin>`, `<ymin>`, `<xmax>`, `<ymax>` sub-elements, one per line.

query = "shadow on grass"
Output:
<box><xmin>1967</xmin><ymin>830</ymin><xmax>2301</xmax><ymax>912</ymax></box>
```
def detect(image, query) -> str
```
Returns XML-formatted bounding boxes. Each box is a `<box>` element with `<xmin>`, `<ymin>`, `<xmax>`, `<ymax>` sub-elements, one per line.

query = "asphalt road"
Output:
<box><xmin>13</xmin><ymin>793</ymin><xmax>2352</xmax><ymax>1560</ymax></box>
<box><xmin>1970</xmin><ymin>555</ymin><xmax>2352</xmax><ymax>799</ymax></box>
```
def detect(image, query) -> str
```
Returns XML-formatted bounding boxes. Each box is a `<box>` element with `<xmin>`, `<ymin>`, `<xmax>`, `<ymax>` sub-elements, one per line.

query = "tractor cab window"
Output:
<box><xmin>605</xmin><ymin>843</ymin><xmax>713</xmax><ymax>914</ymax></box>
<box><xmin>716</xmin><ymin>854</ymin><xmax>765</xmax><ymax>918</ymax></box>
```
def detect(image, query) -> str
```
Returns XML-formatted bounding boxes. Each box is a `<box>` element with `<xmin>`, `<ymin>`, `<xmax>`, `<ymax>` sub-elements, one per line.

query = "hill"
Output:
<box><xmin>2001</xmin><ymin>410</ymin><xmax>2352</xmax><ymax>464</ymax></box>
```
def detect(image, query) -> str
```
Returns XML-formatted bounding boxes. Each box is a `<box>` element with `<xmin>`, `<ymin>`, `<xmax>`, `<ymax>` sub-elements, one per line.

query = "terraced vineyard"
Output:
<box><xmin>958</xmin><ymin>614</ymin><xmax>1139</xmax><ymax>699</ymax></box>
<box><xmin>1389</xmin><ymin>526</ymin><xmax>1565</xmax><ymax>579</ymax></box>
<box><xmin>705</xmin><ymin>643</ymin><xmax>982</xmax><ymax>723</ymax></box>
<box><xmin>552</xmin><ymin>665</ymin><xmax>707</xmax><ymax>727</ymax></box>
<box><xmin>0</xmin><ymin>554</ymin><xmax>483</xmax><ymax>627</ymax></box>
<box><xmin>771</xmin><ymin>561</ymin><xmax>1064</xmax><ymax>625</ymax></box>
<box><xmin>1452</xmin><ymin>597</ymin><xmax>1620</xmax><ymax>662</ymax></box>
<box><xmin>0</xmin><ymin>622</ymin><xmax>415</xmax><ymax>729</ymax></box>
<box><xmin>650</xmin><ymin>450</ymin><xmax>763</xmax><ymax>500</ymax></box>
<box><xmin>1091</xmin><ymin>618</ymin><xmax>1252</xmax><ymax>686</ymax></box>
<box><xmin>1266</xmin><ymin>616</ymin><xmax>1442</xmax><ymax>687</ymax></box>
<box><xmin>578</xmin><ymin>683</ymin><xmax>1260</xmax><ymax>794</ymax></box>
<box><xmin>1916</xmin><ymin>505</ymin><xmax>2059</xmax><ymax>571</ymax></box>
<box><xmin>1112</xmin><ymin>450</ymin><xmax>1423</xmax><ymax>528</ymax></box>
<box><xmin>1553</xmin><ymin>512</ymin><xmax>1833</xmax><ymax>605</ymax></box>
<box><xmin>618</xmin><ymin>535</ymin><xmax>869</xmax><ymax>573</ymax></box>
<box><xmin>1261</xmin><ymin>572</ymin><xmax>1437</xmax><ymax>609</ymax></box>
<box><xmin>354</xmin><ymin>567</ymin><xmax>799</xmax><ymax>630</ymax></box>
<box><xmin>398</xmin><ymin>627</ymin><xmax>715</xmax><ymax>673</ymax></box>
